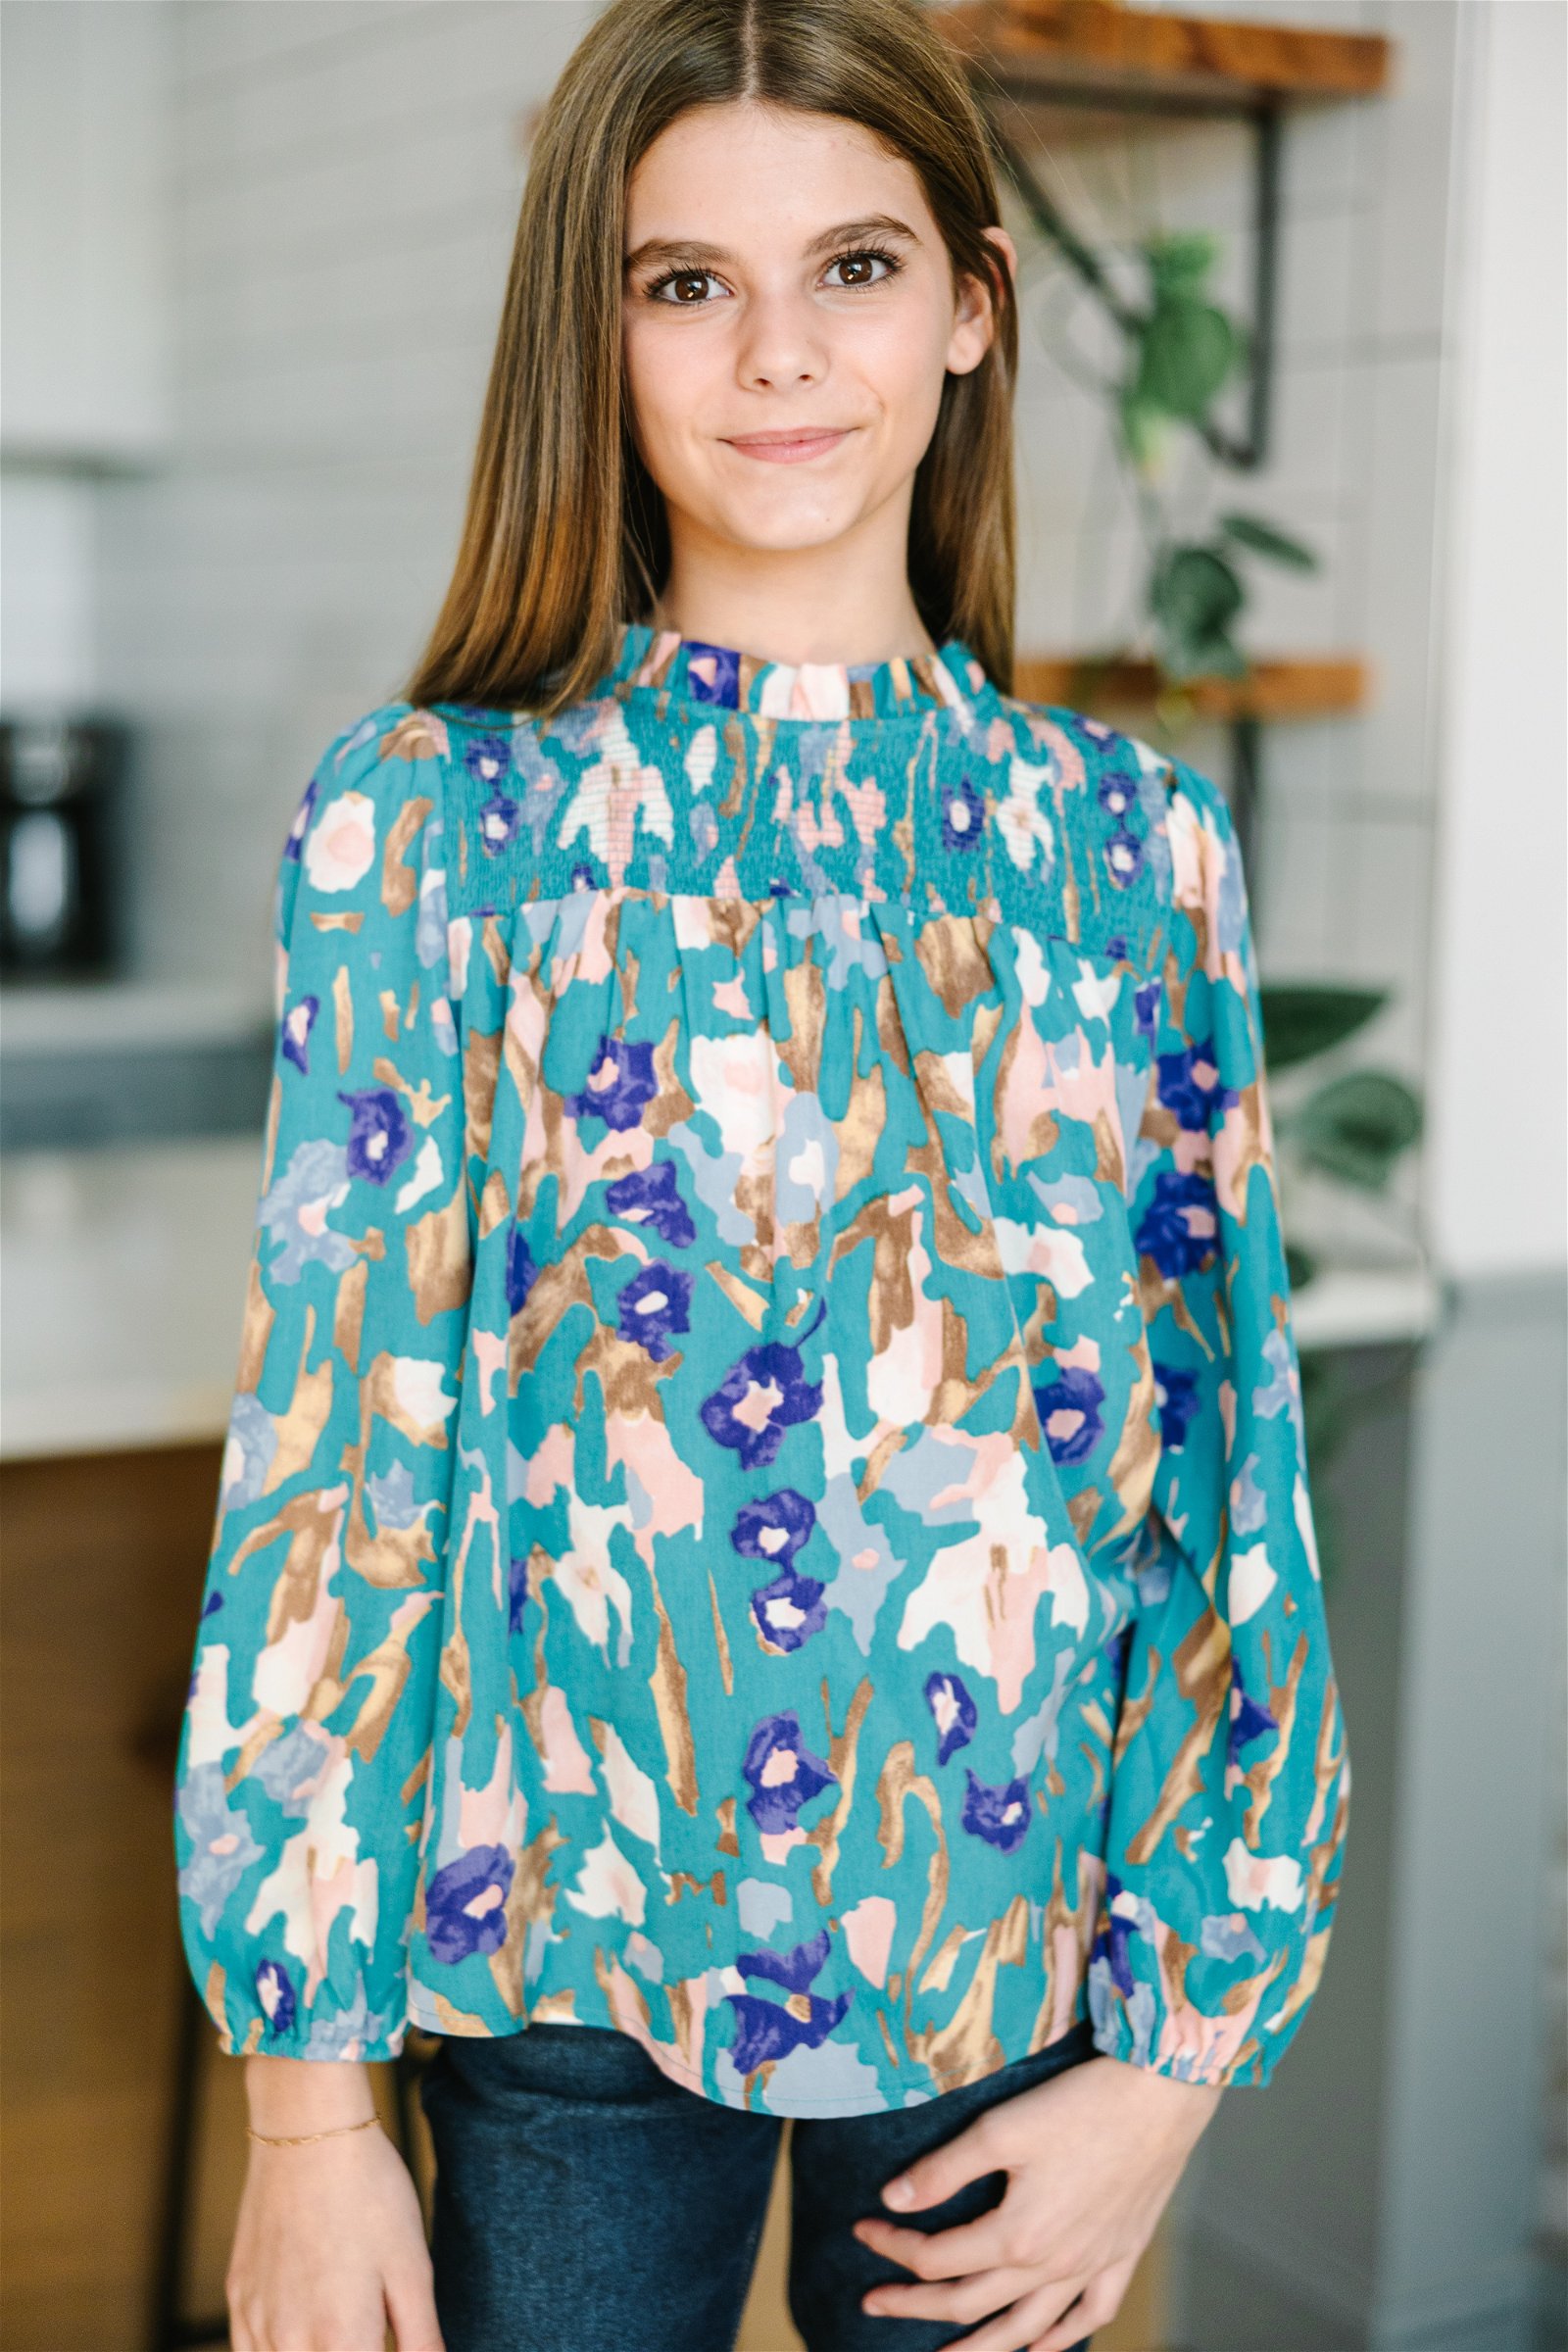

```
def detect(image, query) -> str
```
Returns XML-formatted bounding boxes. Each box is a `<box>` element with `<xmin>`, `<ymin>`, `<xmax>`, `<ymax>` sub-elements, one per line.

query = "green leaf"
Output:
<box><xmin>1144</xmin><ymin>231</ymin><xmax>1218</xmax><ymax>298</ymax></box>
<box><xmin>1285</xmin><ymin>1239</ymin><xmax>1319</xmax><ymax>1291</ymax></box>
<box><xmin>1291</xmin><ymin>1070</ymin><xmax>1424</xmax><ymax>1190</ymax></box>
<box><xmin>1118</xmin><ymin>388</ymin><xmax>1165</xmax><ymax>470</ymax></box>
<box><xmin>1134</xmin><ymin>298</ymin><xmax>1237</xmax><ymax>421</ymax></box>
<box><xmin>1149</xmin><ymin>545</ymin><xmax>1245</xmax><ymax>678</ymax></box>
<box><xmin>1162</xmin><ymin>633</ymin><xmax>1248</xmax><ymax>682</ymax></box>
<box><xmin>1220</xmin><ymin>513</ymin><xmax>1319</xmax><ymax>570</ymax></box>
<box><xmin>1259</xmin><ymin>984</ymin><xmax>1388</xmax><ymax>1070</ymax></box>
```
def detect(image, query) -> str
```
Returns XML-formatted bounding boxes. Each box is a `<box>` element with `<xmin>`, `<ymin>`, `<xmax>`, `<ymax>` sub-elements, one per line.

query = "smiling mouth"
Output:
<box><xmin>721</xmin><ymin>427</ymin><xmax>854</xmax><ymax>465</ymax></box>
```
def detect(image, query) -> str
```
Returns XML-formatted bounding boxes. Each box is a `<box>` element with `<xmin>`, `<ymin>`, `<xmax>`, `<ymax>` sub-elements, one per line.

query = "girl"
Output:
<box><xmin>173</xmin><ymin>3</ymin><xmax>1350</xmax><ymax>2348</ymax></box>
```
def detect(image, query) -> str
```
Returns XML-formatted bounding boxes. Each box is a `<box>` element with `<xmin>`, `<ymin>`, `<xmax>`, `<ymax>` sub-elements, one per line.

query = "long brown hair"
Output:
<box><xmin>402</xmin><ymin>0</ymin><xmax>1017</xmax><ymax>718</ymax></box>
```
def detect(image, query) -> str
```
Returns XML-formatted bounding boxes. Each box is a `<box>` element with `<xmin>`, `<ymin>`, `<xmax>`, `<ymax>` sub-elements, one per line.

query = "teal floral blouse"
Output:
<box><xmin>173</xmin><ymin>625</ymin><xmax>1349</xmax><ymax>2116</ymax></box>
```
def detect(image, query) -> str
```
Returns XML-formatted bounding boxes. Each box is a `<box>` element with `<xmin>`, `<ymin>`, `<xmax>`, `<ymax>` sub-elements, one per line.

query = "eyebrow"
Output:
<box><xmin>623</xmin><ymin>214</ymin><xmax>921</xmax><ymax>273</ymax></box>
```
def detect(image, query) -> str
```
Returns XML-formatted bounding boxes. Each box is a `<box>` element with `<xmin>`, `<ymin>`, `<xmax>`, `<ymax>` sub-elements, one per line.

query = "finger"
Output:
<box><xmin>387</xmin><ymin>2270</ymin><xmax>446</xmax><ymax>2352</ymax></box>
<box><xmin>853</xmin><ymin>2204</ymin><xmax>1021</xmax><ymax>2282</ymax></box>
<box><xmin>877</xmin><ymin>2110</ymin><xmax>1010</xmax><ymax>2216</ymax></box>
<box><xmin>860</xmin><ymin>2261</ymin><xmax>1044</xmax><ymax>2328</ymax></box>
<box><xmin>1028</xmin><ymin>2259</ymin><xmax>1133</xmax><ymax>2350</ymax></box>
<box><xmin>227</xmin><ymin>2304</ymin><xmax>254</xmax><ymax>2352</ymax></box>
<box><xmin>1029</xmin><ymin>2302</ymin><xmax>1098</xmax><ymax>2352</ymax></box>
<box><xmin>943</xmin><ymin>2275</ymin><xmax>1095</xmax><ymax>2352</ymax></box>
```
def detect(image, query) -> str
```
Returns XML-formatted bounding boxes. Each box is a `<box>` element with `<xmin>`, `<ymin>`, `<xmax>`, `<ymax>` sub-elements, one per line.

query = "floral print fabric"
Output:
<box><xmin>173</xmin><ymin>624</ymin><xmax>1349</xmax><ymax>2115</ymax></box>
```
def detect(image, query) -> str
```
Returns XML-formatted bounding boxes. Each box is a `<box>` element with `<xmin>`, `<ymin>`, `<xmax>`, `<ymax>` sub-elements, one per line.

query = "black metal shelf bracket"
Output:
<box><xmin>1229</xmin><ymin>710</ymin><xmax>1264</xmax><ymax>909</ymax></box>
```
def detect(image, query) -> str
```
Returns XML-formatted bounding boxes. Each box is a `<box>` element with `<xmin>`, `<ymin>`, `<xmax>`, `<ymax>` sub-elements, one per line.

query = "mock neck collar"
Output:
<box><xmin>606</xmin><ymin>622</ymin><xmax>995</xmax><ymax>722</ymax></box>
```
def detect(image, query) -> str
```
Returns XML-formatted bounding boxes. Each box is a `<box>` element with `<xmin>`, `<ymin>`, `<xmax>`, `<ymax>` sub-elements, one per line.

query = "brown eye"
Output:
<box><xmin>649</xmin><ymin>269</ymin><xmax>724</xmax><ymax>305</ymax></box>
<box><xmin>823</xmin><ymin>250</ymin><xmax>896</xmax><ymax>290</ymax></box>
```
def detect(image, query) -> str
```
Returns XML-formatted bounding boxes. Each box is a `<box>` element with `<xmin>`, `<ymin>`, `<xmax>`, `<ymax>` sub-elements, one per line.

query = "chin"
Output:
<box><xmin>708</xmin><ymin>494</ymin><xmax>869</xmax><ymax>558</ymax></box>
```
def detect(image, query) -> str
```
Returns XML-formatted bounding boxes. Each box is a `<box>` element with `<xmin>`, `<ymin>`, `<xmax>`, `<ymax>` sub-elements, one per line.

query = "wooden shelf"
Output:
<box><xmin>940</xmin><ymin>0</ymin><xmax>1392</xmax><ymax>108</ymax></box>
<box><xmin>1014</xmin><ymin>654</ymin><xmax>1369</xmax><ymax>722</ymax></box>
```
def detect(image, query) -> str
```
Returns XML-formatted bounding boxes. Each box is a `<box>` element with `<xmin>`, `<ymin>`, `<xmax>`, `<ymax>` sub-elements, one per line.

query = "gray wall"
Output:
<box><xmin>1173</xmin><ymin>1277</ymin><xmax>1567</xmax><ymax>2352</ymax></box>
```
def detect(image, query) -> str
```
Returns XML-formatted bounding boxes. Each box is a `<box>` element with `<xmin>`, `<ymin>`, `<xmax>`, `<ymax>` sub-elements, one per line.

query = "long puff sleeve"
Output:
<box><xmin>173</xmin><ymin>705</ymin><xmax>468</xmax><ymax>2061</ymax></box>
<box><xmin>1087</xmin><ymin>761</ymin><xmax>1350</xmax><ymax>2087</ymax></box>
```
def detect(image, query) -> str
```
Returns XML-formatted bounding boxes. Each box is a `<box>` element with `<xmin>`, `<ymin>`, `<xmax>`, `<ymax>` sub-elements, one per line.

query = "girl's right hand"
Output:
<box><xmin>228</xmin><ymin>2065</ymin><xmax>443</xmax><ymax>2352</ymax></box>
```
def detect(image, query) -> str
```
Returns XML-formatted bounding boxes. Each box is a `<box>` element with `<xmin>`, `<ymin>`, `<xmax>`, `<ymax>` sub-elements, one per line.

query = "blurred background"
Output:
<box><xmin>0</xmin><ymin>2</ymin><xmax>1562</xmax><ymax>2347</ymax></box>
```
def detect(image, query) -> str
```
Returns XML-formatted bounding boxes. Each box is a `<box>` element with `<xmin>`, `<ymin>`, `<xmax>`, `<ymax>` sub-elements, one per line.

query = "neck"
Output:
<box><xmin>655</xmin><ymin>491</ymin><xmax>937</xmax><ymax>670</ymax></box>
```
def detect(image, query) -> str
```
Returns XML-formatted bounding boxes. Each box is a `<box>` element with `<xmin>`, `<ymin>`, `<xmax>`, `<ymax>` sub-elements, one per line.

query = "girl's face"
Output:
<box><xmin>621</xmin><ymin>101</ymin><xmax>1008</xmax><ymax>564</ymax></box>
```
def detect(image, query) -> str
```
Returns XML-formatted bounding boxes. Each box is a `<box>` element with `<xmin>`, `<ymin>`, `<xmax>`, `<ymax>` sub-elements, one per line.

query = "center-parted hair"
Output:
<box><xmin>403</xmin><ymin>0</ymin><xmax>1018</xmax><ymax>716</ymax></box>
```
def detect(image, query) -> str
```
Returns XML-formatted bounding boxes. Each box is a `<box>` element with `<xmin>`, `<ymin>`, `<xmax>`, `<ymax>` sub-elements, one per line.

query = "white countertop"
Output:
<box><xmin>1</xmin><ymin>976</ymin><xmax>270</xmax><ymax>1056</ymax></box>
<box><xmin>0</xmin><ymin>1137</ymin><xmax>1446</xmax><ymax>1463</ymax></box>
<box><xmin>1</xmin><ymin>1137</ymin><xmax>264</xmax><ymax>1459</ymax></box>
<box><xmin>1290</xmin><ymin>1259</ymin><xmax>1445</xmax><ymax>1353</ymax></box>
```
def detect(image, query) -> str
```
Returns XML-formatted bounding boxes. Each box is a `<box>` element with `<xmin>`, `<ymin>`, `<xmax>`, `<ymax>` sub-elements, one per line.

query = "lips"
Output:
<box><xmin>721</xmin><ymin>427</ymin><xmax>853</xmax><ymax>465</ymax></box>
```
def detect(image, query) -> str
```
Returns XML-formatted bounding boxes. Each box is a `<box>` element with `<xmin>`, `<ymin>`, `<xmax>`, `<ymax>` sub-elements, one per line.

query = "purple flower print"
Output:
<box><xmin>751</xmin><ymin>1564</ymin><xmax>828</xmax><ymax>1653</ymax></box>
<box><xmin>741</xmin><ymin>1711</ymin><xmax>837</xmax><ymax>1835</ymax></box>
<box><xmin>1103</xmin><ymin>825</ymin><xmax>1144</xmax><ymax>889</ymax></box>
<box><xmin>478</xmin><ymin>785</ymin><xmax>523</xmax><ymax>856</ymax></box>
<box><xmin>739</xmin><ymin>1490</ymin><xmax>825</xmax><ymax>1650</ymax></box>
<box><xmin>961</xmin><ymin>1767</ymin><xmax>1032</xmax><ymax>1853</ymax></box>
<box><xmin>736</xmin><ymin>1927</ymin><xmax>831</xmax><ymax>1992</ymax></box>
<box><xmin>1033</xmin><ymin>1365</ymin><xmax>1106</xmax><ymax>1466</ymax></box>
<box><xmin>507</xmin><ymin>1226</ymin><xmax>538</xmax><ymax>1315</ymax></box>
<box><xmin>461</xmin><ymin>736</ymin><xmax>521</xmax><ymax>856</ymax></box>
<box><xmin>731</xmin><ymin>1488</ymin><xmax>815</xmax><ymax>1568</ymax></box>
<box><xmin>725</xmin><ymin>1987</ymin><xmax>852</xmax><ymax>2074</ymax></box>
<box><xmin>1135</xmin><ymin>1169</ymin><xmax>1218</xmax><ymax>1280</ymax></box>
<box><xmin>1095</xmin><ymin>1873</ymin><xmax>1138</xmax><ymax>1998</ymax></box>
<box><xmin>701</xmin><ymin>1342</ymin><xmax>822</xmax><ymax>1471</ymax></box>
<box><xmin>925</xmin><ymin>1670</ymin><xmax>977</xmax><ymax>1766</ymax></box>
<box><xmin>1157</xmin><ymin>1040</ymin><xmax>1233</xmax><ymax>1131</ymax></box>
<box><xmin>941</xmin><ymin>774</ymin><xmax>985</xmax><ymax>854</ymax></box>
<box><xmin>685</xmin><ymin>641</ymin><xmax>742</xmax><ymax>708</ymax></box>
<box><xmin>570</xmin><ymin>859</ymin><xmax>597</xmax><ymax>891</ymax></box>
<box><xmin>281</xmin><ymin>994</ymin><xmax>318</xmax><ymax>1076</ymax></box>
<box><xmin>283</xmin><ymin>774</ymin><xmax>318</xmax><ymax>864</ymax></box>
<box><xmin>508</xmin><ymin>1552</ymin><xmax>529</xmax><ymax>1635</ymax></box>
<box><xmin>606</xmin><ymin>1160</ymin><xmax>696</xmax><ymax>1250</ymax></box>
<box><xmin>463</xmin><ymin>734</ymin><xmax>512</xmax><ymax>788</ymax></box>
<box><xmin>616</xmin><ymin>1259</ymin><xmax>693</xmax><ymax>1361</ymax></box>
<box><xmin>1228</xmin><ymin>1661</ymin><xmax>1279</xmax><ymax>1769</ymax></box>
<box><xmin>1152</xmin><ymin>1360</ymin><xmax>1201</xmax><ymax>1449</ymax></box>
<box><xmin>1094</xmin><ymin>767</ymin><xmax>1144</xmax><ymax>889</ymax></box>
<box><xmin>725</xmin><ymin>1933</ymin><xmax>849</xmax><ymax>2076</ymax></box>
<box><xmin>1134</xmin><ymin>977</ymin><xmax>1163</xmax><ymax>1043</ymax></box>
<box><xmin>256</xmin><ymin>1958</ymin><xmax>296</xmax><ymax>2038</ymax></box>
<box><xmin>426</xmin><ymin>1843</ymin><xmax>514</xmax><ymax>1965</ymax></box>
<box><xmin>338</xmin><ymin>1087</ymin><xmax>415</xmax><ymax>1185</ymax></box>
<box><xmin>564</xmin><ymin>1034</ymin><xmax>658</xmax><ymax>1133</ymax></box>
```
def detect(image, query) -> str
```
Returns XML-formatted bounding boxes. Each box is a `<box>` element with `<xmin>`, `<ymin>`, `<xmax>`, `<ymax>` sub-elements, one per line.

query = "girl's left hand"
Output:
<box><xmin>851</xmin><ymin>2053</ymin><xmax>1223</xmax><ymax>2349</ymax></box>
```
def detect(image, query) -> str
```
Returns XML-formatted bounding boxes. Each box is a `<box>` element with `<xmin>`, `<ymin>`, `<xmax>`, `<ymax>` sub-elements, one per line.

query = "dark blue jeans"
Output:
<box><xmin>420</xmin><ymin>2014</ymin><xmax>1097</xmax><ymax>2352</ymax></box>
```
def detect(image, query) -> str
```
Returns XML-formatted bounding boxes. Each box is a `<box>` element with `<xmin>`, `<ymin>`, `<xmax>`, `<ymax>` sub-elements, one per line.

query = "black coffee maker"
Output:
<box><xmin>0</xmin><ymin>715</ymin><xmax>127</xmax><ymax>976</ymax></box>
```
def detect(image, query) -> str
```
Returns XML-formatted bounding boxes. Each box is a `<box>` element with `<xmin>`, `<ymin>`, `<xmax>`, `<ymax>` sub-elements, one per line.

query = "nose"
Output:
<box><xmin>733</xmin><ymin>284</ymin><xmax>827</xmax><ymax>392</ymax></box>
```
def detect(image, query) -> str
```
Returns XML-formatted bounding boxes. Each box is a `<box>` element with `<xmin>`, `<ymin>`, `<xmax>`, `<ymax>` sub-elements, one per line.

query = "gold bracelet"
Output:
<box><xmin>246</xmin><ymin>2112</ymin><xmax>381</xmax><ymax>2148</ymax></box>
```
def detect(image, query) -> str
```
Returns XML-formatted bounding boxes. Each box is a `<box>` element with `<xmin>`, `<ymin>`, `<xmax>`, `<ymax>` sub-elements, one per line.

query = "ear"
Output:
<box><xmin>946</xmin><ymin>225</ymin><xmax>1017</xmax><ymax>376</ymax></box>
